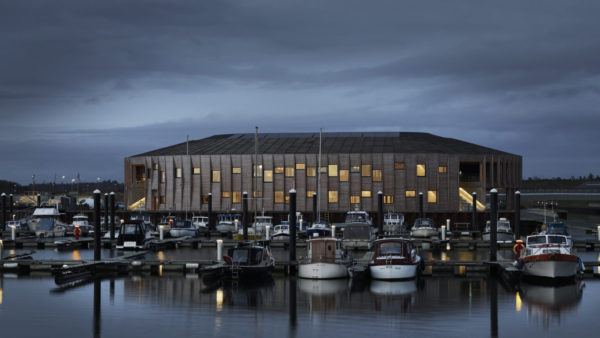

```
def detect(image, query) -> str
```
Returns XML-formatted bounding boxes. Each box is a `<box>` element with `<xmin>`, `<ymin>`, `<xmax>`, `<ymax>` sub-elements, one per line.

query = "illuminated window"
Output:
<box><xmin>222</xmin><ymin>191</ymin><xmax>231</xmax><ymax>198</ymax></box>
<box><xmin>153</xmin><ymin>163</ymin><xmax>159</xmax><ymax>170</ymax></box>
<box><xmin>253</xmin><ymin>165</ymin><xmax>263</xmax><ymax>177</ymax></box>
<box><xmin>285</xmin><ymin>167</ymin><xmax>295</xmax><ymax>177</ymax></box>
<box><xmin>285</xmin><ymin>195</ymin><xmax>290</xmax><ymax>204</ymax></box>
<box><xmin>202</xmin><ymin>195</ymin><xmax>209</xmax><ymax>204</ymax></box>
<box><xmin>373</xmin><ymin>169</ymin><xmax>382</xmax><ymax>182</ymax></box>
<box><xmin>233</xmin><ymin>192</ymin><xmax>241</xmax><ymax>203</ymax></box>
<box><xmin>395</xmin><ymin>162</ymin><xmax>405</xmax><ymax>170</ymax></box>
<box><xmin>212</xmin><ymin>170</ymin><xmax>221</xmax><ymax>182</ymax></box>
<box><xmin>328</xmin><ymin>191</ymin><xmax>338</xmax><ymax>203</ymax></box>
<box><xmin>275</xmin><ymin>191</ymin><xmax>284</xmax><ymax>203</ymax></box>
<box><xmin>361</xmin><ymin>165</ymin><xmax>371</xmax><ymax>177</ymax></box>
<box><xmin>361</xmin><ymin>190</ymin><xmax>372</xmax><ymax>198</ymax></box>
<box><xmin>264</xmin><ymin>170</ymin><xmax>273</xmax><ymax>182</ymax></box>
<box><xmin>320</xmin><ymin>166</ymin><xmax>327</xmax><ymax>173</ymax></box>
<box><xmin>253</xmin><ymin>191</ymin><xmax>262</xmax><ymax>198</ymax></box>
<box><xmin>307</xmin><ymin>167</ymin><xmax>316</xmax><ymax>176</ymax></box>
<box><xmin>350</xmin><ymin>195</ymin><xmax>360</xmax><ymax>204</ymax></box>
<box><xmin>428</xmin><ymin>190</ymin><xmax>437</xmax><ymax>203</ymax></box>
<box><xmin>232</xmin><ymin>167</ymin><xmax>241</xmax><ymax>174</ymax></box>
<box><xmin>176</xmin><ymin>168</ymin><xmax>182</xmax><ymax>178</ymax></box>
<box><xmin>384</xmin><ymin>195</ymin><xmax>394</xmax><ymax>204</ymax></box>
<box><xmin>135</xmin><ymin>166</ymin><xmax>146</xmax><ymax>183</ymax></box>
<box><xmin>406</xmin><ymin>190</ymin><xmax>416</xmax><ymax>198</ymax></box>
<box><xmin>193</xmin><ymin>167</ymin><xmax>200</xmax><ymax>175</ymax></box>
<box><xmin>339</xmin><ymin>169</ymin><xmax>349</xmax><ymax>182</ymax></box>
<box><xmin>306</xmin><ymin>190</ymin><xmax>316</xmax><ymax>198</ymax></box>
<box><xmin>275</xmin><ymin>166</ymin><xmax>284</xmax><ymax>174</ymax></box>
<box><xmin>438</xmin><ymin>166</ymin><xmax>447</xmax><ymax>173</ymax></box>
<box><xmin>417</xmin><ymin>164</ymin><xmax>426</xmax><ymax>177</ymax></box>
<box><xmin>328</xmin><ymin>165</ymin><xmax>338</xmax><ymax>177</ymax></box>
<box><xmin>350</xmin><ymin>166</ymin><xmax>360</xmax><ymax>173</ymax></box>
<box><xmin>160</xmin><ymin>171</ymin><xmax>165</xmax><ymax>183</ymax></box>
<box><xmin>296</xmin><ymin>163</ymin><xmax>305</xmax><ymax>170</ymax></box>
<box><xmin>160</xmin><ymin>196</ymin><xmax>166</xmax><ymax>204</ymax></box>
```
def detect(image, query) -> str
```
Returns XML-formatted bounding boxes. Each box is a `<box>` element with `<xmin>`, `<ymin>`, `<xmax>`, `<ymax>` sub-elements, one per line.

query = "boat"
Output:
<box><xmin>306</xmin><ymin>222</ymin><xmax>332</xmax><ymax>238</ymax></box>
<box><xmin>116</xmin><ymin>219</ymin><xmax>153</xmax><ymax>250</ymax></box>
<box><xmin>168</xmin><ymin>219</ymin><xmax>197</xmax><ymax>238</ymax></box>
<box><xmin>67</xmin><ymin>214</ymin><xmax>91</xmax><ymax>236</ymax></box>
<box><xmin>271</xmin><ymin>223</ymin><xmax>290</xmax><ymax>241</ymax></box>
<box><xmin>216</xmin><ymin>213</ymin><xmax>241</xmax><ymax>236</ymax></box>
<box><xmin>541</xmin><ymin>221</ymin><xmax>572</xmax><ymax>247</ymax></box>
<box><xmin>383</xmin><ymin>211</ymin><xmax>405</xmax><ymax>234</ymax></box>
<box><xmin>410</xmin><ymin>218</ymin><xmax>439</xmax><ymax>238</ymax></box>
<box><xmin>340</xmin><ymin>209</ymin><xmax>373</xmax><ymax>230</ymax></box>
<box><xmin>298</xmin><ymin>237</ymin><xmax>352</xmax><ymax>279</ymax></box>
<box><xmin>520</xmin><ymin>234</ymin><xmax>581</xmax><ymax>280</ymax></box>
<box><xmin>29</xmin><ymin>207</ymin><xmax>67</xmax><ymax>238</ymax></box>
<box><xmin>342</xmin><ymin>223</ymin><xmax>376</xmax><ymax>250</ymax></box>
<box><xmin>369</xmin><ymin>238</ymin><xmax>422</xmax><ymax>280</ymax></box>
<box><xmin>204</xmin><ymin>242</ymin><xmax>275</xmax><ymax>281</ymax></box>
<box><xmin>252</xmin><ymin>214</ymin><xmax>273</xmax><ymax>236</ymax></box>
<box><xmin>191</xmin><ymin>215</ymin><xmax>210</xmax><ymax>236</ymax></box>
<box><xmin>157</xmin><ymin>215</ymin><xmax>177</xmax><ymax>231</ymax></box>
<box><xmin>7</xmin><ymin>219</ymin><xmax>25</xmax><ymax>231</ymax></box>
<box><xmin>130</xmin><ymin>212</ymin><xmax>154</xmax><ymax>231</ymax></box>
<box><xmin>482</xmin><ymin>217</ymin><xmax>515</xmax><ymax>243</ymax></box>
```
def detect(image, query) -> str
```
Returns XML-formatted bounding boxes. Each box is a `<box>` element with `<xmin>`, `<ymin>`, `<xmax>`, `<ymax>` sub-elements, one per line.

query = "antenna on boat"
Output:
<box><xmin>317</xmin><ymin>128</ymin><xmax>322</xmax><ymax>223</ymax></box>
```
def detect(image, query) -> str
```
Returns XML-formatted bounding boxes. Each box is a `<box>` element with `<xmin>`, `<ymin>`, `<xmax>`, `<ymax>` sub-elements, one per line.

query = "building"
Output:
<box><xmin>124</xmin><ymin>132</ymin><xmax>522</xmax><ymax>217</ymax></box>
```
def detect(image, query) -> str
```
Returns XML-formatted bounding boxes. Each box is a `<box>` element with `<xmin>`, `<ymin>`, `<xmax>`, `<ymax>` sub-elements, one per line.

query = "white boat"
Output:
<box><xmin>342</xmin><ymin>223</ymin><xmax>376</xmax><ymax>250</ymax></box>
<box><xmin>191</xmin><ymin>215</ymin><xmax>210</xmax><ymax>235</ymax></box>
<box><xmin>130</xmin><ymin>213</ymin><xmax>154</xmax><ymax>231</ymax></box>
<box><xmin>341</xmin><ymin>209</ymin><xmax>373</xmax><ymax>229</ymax></box>
<box><xmin>383</xmin><ymin>212</ymin><xmax>404</xmax><ymax>234</ymax></box>
<box><xmin>298</xmin><ymin>237</ymin><xmax>352</xmax><ymax>279</ymax></box>
<box><xmin>169</xmin><ymin>219</ymin><xmax>197</xmax><ymax>238</ymax></box>
<box><xmin>369</xmin><ymin>238</ymin><xmax>421</xmax><ymax>280</ymax></box>
<box><xmin>29</xmin><ymin>207</ymin><xmax>67</xmax><ymax>238</ymax></box>
<box><xmin>216</xmin><ymin>213</ymin><xmax>240</xmax><ymax>235</ymax></box>
<box><xmin>541</xmin><ymin>221</ymin><xmax>572</xmax><ymax>248</ymax></box>
<box><xmin>482</xmin><ymin>218</ymin><xmax>515</xmax><ymax>243</ymax></box>
<box><xmin>271</xmin><ymin>224</ymin><xmax>290</xmax><ymax>241</ymax></box>
<box><xmin>521</xmin><ymin>234</ymin><xmax>581</xmax><ymax>279</ymax></box>
<box><xmin>67</xmin><ymin>214</ymin><xmax>91</xmax><ymax>236</ymax></box>
<box><xmin>253</xmin><ymin>215</ymin><xmax>273</xmax><ymax>236</ymax></box>
<box><xmin>410</xmin><ymin>218</ymin><xmax>439</xmax><ymax>238</ymax></box>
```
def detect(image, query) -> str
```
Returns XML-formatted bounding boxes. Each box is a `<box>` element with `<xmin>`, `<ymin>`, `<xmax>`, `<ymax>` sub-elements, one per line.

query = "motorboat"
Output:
<box><xmin>298</xmin><ymin>237</ymin><xmax>352</xmax><ymax>279</ymax></box>
<box><xmin>192</xmin><ymin>215</ymin><xmax>210</xmax><ymax>235</ymax></box>
<box><xmin>216</xmin><ymin>213</ymin><xmax>241</xmax><ymax>236</ymax></box>
<box><xmin>340</xmin><ymin>209</ymin><xmax>373</xmax><ymax>232</ymax></box>
<box><xmin>253</xmin><ymin>214</ymin><xmax>273</xmax><ymax>236</ymax></box>
<box><xmin>410</xmin><ymin>218</ymin><xmax>439</xmax><ymax>238</ymax></box>
<box><xmin>131</xmin><ymin>213</ymin><xmax>154</xmax><ymax>231</ymax></box>
<box><xmin>541</xmin><ymin>221</ymin><xmax>572</xmax><ymax>247</ymax></box>
<box><xmin>482</xmin><ymin>218</ymin><xmax>515</xmax><ymax>243</ymax></box>
<box><xmin>204</xmin><ymin>242</ymin><xmax>275</xmax><ymax>281</ymax></box>
<box><xmin>29</xmin><ymin>207</ymin><xmax>67</xmax><ymax>238</ymax></box>
<box><xmin>383</xmin><ymin>212</ymin><xmax>405</xmax><ymax>234</ymax></box>
<box><xmin>158</xmin><ymin>215</ymin><xmax>177</xmax><ymax>232</ymax></box>
<box><xmin>520</xmin><ymin>234</ymin><xmax>581</xmax><ymax>280</ymax></box>
<box><xmin>306</xmin><ymin>222</ymin><xmax>332</xmax><ymax>238</ymax></box>
<box><xmin>116</xmin><ymin>220</ymin><xmax>153</xmax><ymax>250</ymax></box>
<box><xmin>67</xmin><ymin>214</ymin><xmax>91</xmax><ymax>236</ymax></box>
<box><xmin>271</xmin><ymin>224</ymin><xmax>290</xmax><ymax>241</ymax></box>
<box><xmin>369</xmin><ymin>238</ymin><xmax>422</xmax><ymax>280</ymax></box>
<box><xmin>343</xmin><ymin>223</ymin><xmax>376</xmax><ymax>250</ymax></box>
<box><xmin>169</xmin><ymin>219</ymin><xmax>197</xmax><ymax>238</ymax></box>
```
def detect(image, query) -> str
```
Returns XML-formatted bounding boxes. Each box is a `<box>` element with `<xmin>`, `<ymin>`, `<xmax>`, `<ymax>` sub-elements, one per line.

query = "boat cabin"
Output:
<box><xmin>171</xmin><ymin>220</ymin><xmax>192</xmax><ymax>229</ymax></box>
<box><xmin>374</xmin><ymin>239</ymin><xmax>412</xmax><ymax>258</ymax></box>
<box><xmin>345</xmin><ymin>210</ymin><xmax>372</xmax><ymax>224</ymax></box>
<box><xmin>226</xmin><ymin>245</ymin><xmax>269</xmax><ymax>266</ymax></box>
<box><xmin>307</xmin><ymin>238</ymin><xmax>343</xmax><ymax>263</ymax></box>
<box><xmin>218</xmin><ymin>214</ymin><xmax>241</xmax><ymax>223</ymax></box>
<box><xmin>384</xmin><ymin>212</ymin><xmax>404</xmax><ymax>225</ymax></box>
<box><xmin>117</xmin><ymin>220</ymin><xmax>150</xmax><ymax>248</ymax></box>
<box><xmin>485</xmin><ymin>218</ymin><xmax>512</xmax><ymax>232</ymax></box>
<box><xmin>413</xmin><ymin>218</ymin><xmax>435</xmax><ymax>228</ymax></box>
<box><xmin>525</xmin><ymin>234</ymin><xmax>570</xmax><ymax>256</ymax></box>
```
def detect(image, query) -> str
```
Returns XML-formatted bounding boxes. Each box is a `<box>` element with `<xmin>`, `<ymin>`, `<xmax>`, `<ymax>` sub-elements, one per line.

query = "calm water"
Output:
<box><xmin>0</xmin><ymin>274</ymin><xmax>597</xmax><ymax>338</ymax></box>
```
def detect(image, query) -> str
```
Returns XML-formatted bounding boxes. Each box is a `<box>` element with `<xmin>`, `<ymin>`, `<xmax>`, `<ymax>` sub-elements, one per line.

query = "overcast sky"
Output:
<box><xmin>1</xmin><ymin>0</ymin><xmax>599</xmax><ymax>185</ymax></box>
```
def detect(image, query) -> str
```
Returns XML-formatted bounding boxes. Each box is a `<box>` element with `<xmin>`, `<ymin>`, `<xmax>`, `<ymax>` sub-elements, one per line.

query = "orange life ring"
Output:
<box><xmin>513</xmin><ymin>242</ymin><xmax>525</xmax><ymax>258</ymax></box>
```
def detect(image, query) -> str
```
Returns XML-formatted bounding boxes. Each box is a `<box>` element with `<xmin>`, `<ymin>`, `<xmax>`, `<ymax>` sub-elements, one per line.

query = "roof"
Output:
<box><xmin>131</xmin><ymin>132</ymin><xmax>518</xmax><ymax>157</ymax></box>
<box><xmin>33</xmin><ymin>207</ymin><xmax>61</xmax><ymax>216</ymax></box>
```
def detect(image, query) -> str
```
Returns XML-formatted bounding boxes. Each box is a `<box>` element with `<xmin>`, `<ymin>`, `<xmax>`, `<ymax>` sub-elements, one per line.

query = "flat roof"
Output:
<box><xmin>131</xmin><ymin>132</ymin><xmax>518</xmax><ymax>157</ymax></box>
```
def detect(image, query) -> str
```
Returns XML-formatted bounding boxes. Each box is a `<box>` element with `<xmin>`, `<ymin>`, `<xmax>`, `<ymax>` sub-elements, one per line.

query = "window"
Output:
<box><xmin>253</xmin><ymin>191</ymin><xmax>262</xmax><ymax>198</ymax></box>
<box><xmin>253</xmin><ymin>165</ymin><xmax>263</xmax><ymax>177</ymax></box>
<box><xmin>361</xmin><ymin>190</ymin><xmax>372</xmax><ymax>198</ymax></box>
<box><xmin>406</xmin><ymin>190</ymin><xmax>416</xmax><ymax>198</ymax></box>
<box><xmin>285</xmin><ymin>195</ymin><xmax>290</xmax><ymax>204</ymax></box>
<box><xmin>135</xmin><ymin>166</ymin><xmax>146</xmax><ymax>183</ymax></box>
<box><xmin>176</xmin><ymin>168</ymin><xmax>182</xmax><ymax>178</ymax></box>
<box><xmin>361</xmin><ymin>165</ymin><xmax>371</xmax><ymax>177</ymax></box>
<box><xmin>232</xmin><ymin>167</ymin><xmax>241</xmax><ymax>174</ymax></box>
<box><xmin>428</xmin><ymin>190</ymin><xmax>437</xmax><ymax>203</ymax></box>
<box><xmin>306</xmin><ymin>190</ymin><xmax>316</xmax><ymax>198</ymax></box>
<box><xmin>212</xmin><ymin>170</ymin><xmax>221</xmax><ymax>182</ymax></box>
<box><xmin>285</xmin><ymin>167</ymin><xmax>295</xmax><ymax>177</ymax></box>
<box><xmin>350</xmin><ymin>166</ymin><xmax>360</xmax><ymax>173</ymax></box>
<box><xmin>373</xmin><ymin>169</ymin><xmax>382</xmax><ymax>182</ymax></box>
<box><xmin>274</xmin><ymin>166</ymin><xmax>284</xmax><ymax>174</ymax></box>
<box><xmin>350</xmin><ymin>195</ymin><xmax>360</xmax><ymax>204</ymax></box>
<box><xmin>328</xmin><ymin>165</ymin><xmax>338</xmax><ymax>177</ymax></box>
<box><xmin>274</xmin><ymin>191</ymin><xmax>284</xmax><ymax>203</ymax></box>
<box><xmin>339</xmin><ymin>169</ymin><xmax>349</xmax><ymax>182</ymax></box>
<box><xmin>233</xmin><ymin>192</ymin><xmax>241</xmax><ymax>203</ymax></box>
<box><xmin>307</xmin><ymin>167</ymin><xmax>316</xmax><ymax>176</ymax></box>
<box><xmin>202</xmin><ymin>195</ymin><xmax>209</xmax><ymax>204</ymax></box>
<box><xmin>153</xmin><ymin>163</ymin><xmax>159</xmax><ymax>170</ymax></box>
<box><xmin>160</xmin><ymin>171</ymin><xmax>165</xmax><ymax>183</ymax></box>
<box><xmin>160</xmin><ymin>196</ymin><xmax>166</xmax><ymax>204</ymax></box>
<box><xmin>328</xmin><ymin>191</ymin><xmax>338</xmax><ymax>203</ymax></box>
<box><xmin>320</xmin><ymin>166</ymin><xmax>327</xmax><ymax>173</ymax></box>
<box><xmin>264</xmin><ymin>170</ymin><xmax>273</xmax><ymax>182</ymax></box>
<box><xmin>222</xmin><ymin>191</ymin><xmax>231</xmax><ymax>198</ymax></box>
<box><xmin>395</xmin><ymin>162</ymin><xmax>405</xmax><ymax>170</ymax></box>
<box><xmin>417</xmin><ymin>164</ymin><xmax>426</xmax><ymax>177</ymax></box>
<box><xmin>384</xmin><ymin>195</ymin><xmax>394</xmax><ymax>204</ymax></box>
<box><xmin>296</xmin><ymin>163</ymin><xmax>305</xmax><ymax>170</ymax></box>
<box><xmin>438</xmin><ymin>166</ymin><xmax>447</xmax><ymax>173</ymax></box>
<box><xmin>193</xmin><ymin>167</ymin><xmax>200</xmax><ymax>175</ymax></box>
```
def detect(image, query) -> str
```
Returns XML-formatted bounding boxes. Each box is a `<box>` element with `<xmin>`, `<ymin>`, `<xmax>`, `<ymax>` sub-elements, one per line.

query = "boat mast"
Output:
<box><xmin>186</xmin><ymin>135</ymin><xmax>189</xmax><ymax>220</ymax></box>
<box><xmin>254</xmin><ymin>126</ymin><xmax>259</xmax><ymax>240</ymax></box>
<box><xmin>317</xmin><ymin>128</ymin><xmax>322</xmax><ymax>223</ymax></box>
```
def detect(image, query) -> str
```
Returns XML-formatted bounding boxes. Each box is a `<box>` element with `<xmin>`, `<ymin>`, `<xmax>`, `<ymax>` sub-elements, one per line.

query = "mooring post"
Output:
<box><xmin>109</xmin><ymin>192</ymin><xmax>115</xmax><ymax>240</ymax></box>
<box><xmin>289</xmin><ymin>189</ymin><xmax>297</xmax><ymax>275</ymax></box>
<box><xmin>312</xmin><ymin>192</ymin><xmax>317</xmax><ymax>223</ymax></box>
<box><xmin>490</xmin><ymin>189</ymin><xmax>498</xmax><ymax>262</ymax></box>
<box><xmin>242</xmin><ymin>191</ymin><xmax>248</xmax><ymax>240</ymax></box>
<box><xmin>377</xmin><ymin>191</ymin><xmax>383</xmax><ymax>235</ymax></box>
<box><xmin>37</xmin><ymin>193</ymin><xmax>41</xmax><ymax>207</ymax></box>
<box><xmin>104</xmin><ymin>193</ymin><xmax>109</xmax><ymax>232</ymax></box>
<box><xmin>266</xmin><ymin>226</ymin><xmax>270</xmax><ymax>240</ymax></box>
<box><xmin>1</xmin><ymin>193</ymin><xmax>6</xmax><ymax>232</ymax></box>
<box><xmin>216</xmin><ymin>239</ymin><xmax>223</xmax><ymax>262</ymax></box>
<box><xmin>472</xmin><ymin>192</ymin><xmax>477</xmax><ymax>232</ymax></box>
<box><xmin>514</xmin><ymin>191</ymin><xmax>521</xmax><ymax>240</ymax></box>
<box><xmin>418</xmin><ymin>192</ymin><xmax>423</xmax><ymax>219</ymax></box>
<box><xmin>331</xmin><ymin>225</ymin><xmax>336</xmax><ymax>238</ymax></box>
<box><xmin>9</xmin><ymin>194</ymin><xmax>13</xmax><ymax>221</ymax></box>
<box><xmin>446</xmin><ymin>219</ymin><xmax>451</xmax><ymax>232</ymax></box>
<box><xmin>93</xmin><ymin>189</ymin><xmax>101</xmax><ymax>261</ymax></box>
<box><xmin>208</xmin><ymin>193</ymin><xmax>213</xmax><ymax>231</ymax></box>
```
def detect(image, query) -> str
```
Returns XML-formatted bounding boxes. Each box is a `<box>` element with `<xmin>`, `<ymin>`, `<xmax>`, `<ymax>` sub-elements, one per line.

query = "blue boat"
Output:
<box><xmin>306</xmin><ymin>222</ymin><xmax>332</xmax><ymax>238</ymax></box>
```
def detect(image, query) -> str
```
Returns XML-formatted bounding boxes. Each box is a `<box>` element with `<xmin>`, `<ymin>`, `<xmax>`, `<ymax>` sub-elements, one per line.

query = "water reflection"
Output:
<box><xmin>93</xmin><ymin>279</ymin><xmax>101</xmax><ymax>338</ymax></box>
<box><xmin>519</xmin><ymin>280</ymin><xmax>584</xmax><ymax>328</ymax></box>
<box><xmin>370</xmin><ymin>280</ymin><xmax>417</xmax><ymax>313</ymax></box>
<box><xmin>298</xmin><ymin>279</ymin><xmax>349</xmax><ymax>314</ymax></box>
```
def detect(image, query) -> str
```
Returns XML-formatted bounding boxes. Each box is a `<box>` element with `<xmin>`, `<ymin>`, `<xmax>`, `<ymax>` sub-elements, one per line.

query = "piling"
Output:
<box><xmin>597</xmin><ymin>225</ymin><xmax>600</xmax><ymax>241</ymax></box>
<box><xmin>1</xmin><ymin>193</ymin><xmax>5</xmax><ymax>232</ymax></box>
<box><xmin>94</xmin><ymin>279</ymin><xmax>101</xmax><ymax>337</ymax></box>
<box><xmin>109</xmin><ymin>192</ymin><xmax>115</xmax><ymax>240</ymax></box>
<box><xmin>266</xmin><ymin>226</ymin><xmax>270</xmax><ymax>240</ymax></box>
<box><xmin>331</xmin><ymin>225</ymin><xmax>336</xmax><ymax>237</ymax></box>
<box><xmin>289</xmin><ymin>278</ymin><xmax>297</xmax><ymax>328</ymax></box>
<box><xmin>289</xmin><ymin>189</ymin><xmax>297</xmax><ymax>275</ymax></box>
<box><xmin>441</xmin><ymin>225</ymin><xmax>446</xmax><ymax>240</ymax></box>
<box><xmin>490</xmin><ymin>189</ymin><xmax>498</xmax><ymax>262</ymax></box>
<box><xmin>37</xmin><ymin>194</ymin><xmax>41</xmax><ymax>207</ymax></box>
<box><xmin>159</xmin><ymin>226</ymin><xmax>164</xmax><ymax>240</ymax></box>
<box><xmin>242</xmin><ymin>191</ymin><xmax>248</xmax><ymax>240</ymax></box>
<box><xmin>377</xmin><ymin>191</ymin><xmax>383</xmax><ymax>235</ymax></box>
<box><xmin>514</xmin><ymin>191</ymin><xmax>520</xmax><ymax>239</ymax></box>
<box><xmin>418</xmin><ymin>192</ymin><xmax>423</xmax><ymax>219</ymax></box>
<box><xmin>472</xmin><ymin>192</ymin><xmax>477</xmax><ymax>231</ymax></box>
<box><xmin>9</xmin><ymin>194</ymin><xmax>13</xmax><ymax>220</ymax></box>
<box><xmin>93</xmin><ymin>190</ymin><xmax>101</xmax><ymax>261</ymax></box>
<box><xmin>312</xmin><ymin>192</ymin><xmax>317</xmax><ymax>223</ymax></box>
<box><xmin>11</xmin><ymin>226</ymin><xmax>16</xmax><ymax>241</ymax></box>
<box><xmin>208</xmin><ymin>193</ymin><xmax>213</xmax><ymax>231</ymax></box>
<box><xmin>446</xmin><ymin>219</ymin><xmax>451</xmax><ymax>232</ymax></box>
<box><xmin>216</xmin><ymin>239</ymin><xmax>223</xmax><ymax>262</ymax></box>
<box><xmin>104</xmin><ymin>193</ymin><xmax>109</xmax><ymax>231</ymax></box>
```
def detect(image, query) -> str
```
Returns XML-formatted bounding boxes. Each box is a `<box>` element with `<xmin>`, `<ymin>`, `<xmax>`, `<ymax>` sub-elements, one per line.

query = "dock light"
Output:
<box><xmin>216</xmin><ymin>239</ymin><xmax>223</xmax><ymax>262</ymax></box>
<box><xmin>597</xmin><ymin>225</ymin><xmax>600</xmax><ymax>241</ymax></box>
<box><xmin>265</xmin><ymin>225</ymin><xmax>270</xmax><ymax>240</ymax></box>
<box><xmin>10</xmin><ymin>225</ymin><xmax>16</xmax><ymax>241</ymax></box>
<box><xmin>120</xmin><ymin>219</ymin><xmax>125</xmax><ymax>224</ymax></box>
<box><xmin>446</xmin><ymin>219</ymin><xmax>451</xmax><ymax>232</ymax></box>
<box><xmin>515</xmin><ymin>292</ymin><xmax>522</xmax><ymax>312</ymax></box>
<box><xmin>331</xmin><ymin>225</ymin><xmax>336</xmax><ymax>237</ymax></box>
<box><xmin>446</xmin><ymin>242</ymin><xmax>451</xmax><ymax>251</ymax></box>
<box><xmin>441</xmin><ymin>225</ymin><xmax>446</xmax><ymax>241</ymax></box>
<box><xmin>234</xmin><ymin>219</ymin><xmax>239</xmax><ymax>232</ymax></box>
<box><xmin>159</xmin><ymin>225</ymin><xmax>164</xmax><ymax>241</ymax></box>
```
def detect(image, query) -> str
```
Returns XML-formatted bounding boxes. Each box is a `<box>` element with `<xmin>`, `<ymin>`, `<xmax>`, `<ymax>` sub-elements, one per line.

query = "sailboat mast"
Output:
<box><xmin>186</xmin><ymin>135</ymin><xmax>189</xmax><ymax>219</ymax></box>
<box><xmin>254</xmin><ymin>126</ymin><xmax>258</xmax><ymax>239</ymax></box>
<box><xmin>317</xmin><ymin>128</ymin><xmax>322</xmax><ymax>222</ymax></box>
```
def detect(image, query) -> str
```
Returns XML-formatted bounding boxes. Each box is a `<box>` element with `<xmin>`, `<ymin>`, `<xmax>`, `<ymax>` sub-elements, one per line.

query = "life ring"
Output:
<box><xmin>513</xmin><ymin>241</ymin><xmax>525</xmax><ymax>259</ymax></box>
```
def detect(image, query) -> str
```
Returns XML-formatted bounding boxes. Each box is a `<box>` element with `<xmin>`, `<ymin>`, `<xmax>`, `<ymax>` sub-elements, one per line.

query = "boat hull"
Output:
<box><xmin>169</xmin><ymin>229</ymin><xmax>196</xmax><ymax>238</ymax></box>
<box><xmin>270</xmin><ymin>233</ymin><xmax>290</xmax><ymax>241</ymax></box>
<box><xmin>298</xmin><ymin>262</ymin><xmax>349</xmax><ymax>279</ymax></box>
<box><xmin>410</xmin><ymin>228</ymin><xmax>439</xmax><ymax>238</ymax></box>
<box><xmin>522</xmin><ymin>254</ymin><xmax>579</xmax><ymax>279</ymax></box>
<box><xmin>370</xmin><ymin>264</ymin><xmax>418</xmax><ymax>280</ymax></box>
<box><xmin>482</xmin><ymin>231</ymin><xmax>514</xmax><ymax>243</ymax></box>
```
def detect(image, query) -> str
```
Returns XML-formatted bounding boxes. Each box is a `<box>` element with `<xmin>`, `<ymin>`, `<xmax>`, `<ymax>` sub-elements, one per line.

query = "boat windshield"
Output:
<box><xmin>414</xmin><ymin>218</ymin><xmax>434</xmax><ymax>228</ymax></box>
<box><xmin>527</xmin><ymin>236</ymin><xmax>547</xmax><ymax>245</ymax></box>
<box><xmin>38</xmin><ymin>218</ymin><xmax>55</xmax><ymax>230</ymax></box>
<box><xmin>122</xmin><ymin>224</ymin><xmax>139</xmax><ymax>235</ymax></box>
<box><xmin>230</xmin><ymin>248</ymin><xmax>263</xmax><ymax>264</ymax></box>
<box><xmin>345</xmin><ymin>213</ymin><xmax>368</xmax><ymax>223</ymax></box>
<box><xmin>343</xmin><ymin>225</ymin><xmax>371</xmax><ymax>239</ymax></box>
<box><xmin>172</xmin><ymin>220</ymin><xmax>191</xmax><ymax>229</ymax></box>
<box><xmin>548</xmin><ymin>236</ymin><xmax>567</xmax><ymax>245</ymax></box>
<box><xmin>379</xmin><ymin>242</ymin><xmax>407</xmax><ymax>255</ymax></box>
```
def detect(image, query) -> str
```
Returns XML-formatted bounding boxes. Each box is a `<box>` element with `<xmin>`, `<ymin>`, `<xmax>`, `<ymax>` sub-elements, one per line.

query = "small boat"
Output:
<box><xmin>343</xmin><ymin>223</ymin><xmax>376</xmax><ymax>250</ymax></box>
<box><xmin>271</xmin><ymin>223</ymin><xmax>290</xmax><ymax>241</ymax></box>
<box><xmin>216</xmin><ymin>213</ymin><xmax>241</xmax><ymax>236</ymax></box>
<box><xmin>169</xmin><ymin>219</ymin><xmax>197</xmax><ymax>238</ymax></box>
<box><xmin>157</xmin><ymin>215</ymin><xmax>177</xmax><ymax>231</ymax></box>
<box><xmin>130</xmin><ymin>213</ymin><xmax>154</xmax><ymax>231</ymax></box>
<box><xmin>541</xmin><ymin>221</ymin><xmax>572</xmax><ymax>247</ymax></box>
<box><xmin>520</xmin><ymin>234</ymin><xmax>581</xmax><ymax>280</ymax></box>
<box><xmin>116</xmin><ymin>220</ymin><xmax>153</xmax><ymax>250</ymax></box>
<box><xmin>67</xmin><ymin>214</ymin><xmax>91</xmax><ymax>236</ymax></box>
<box><xmin>298</xmin><ymin>237</ymin><xmax>352</xmax><ymax>279</ymax></box>
<box><xmin>253</xmin><ymin>214</ymin><xmax>273</xmax><ymax>236</ymax></box>
<box><xmin>192</xmin><ymin>215</ymin><xmax>210</xmax><ymax>236</ymax></box>
<box><xmin>340</xmin><ymin>209</ymin><xmax>373</xmax><ymax>232</ymax></box>
<box><xmin>306</xmin><ymin>222</ymin><xmax>332</xmax><ymax>238</ymax></box>
<box><xmin>383</xmin><ymin>212</ymin><xmax>405</xmax><ymax>234</ymax></box>
<box><xmin>29</xmin><ymin>207</ymin><xmax>67</xmax><ymax>238</ymax></box>
<box><xmin>410</xmin><ymin>218</ymin><xmax>439</xmax><ymax>238</ymax></box>
<box><xmin>369</xmin><ymin>238</ymin><xmax>421</xmax><ymax>280</ymax></box>
<box><xmin>482</xmin><ymin>218</ymin><xmax>515</xmax><ymax>243</ymax></box>
<box><xmin>205</xmin><ymin>242</ymin><xmax>275</xmax><ymax>281</ymax></box>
